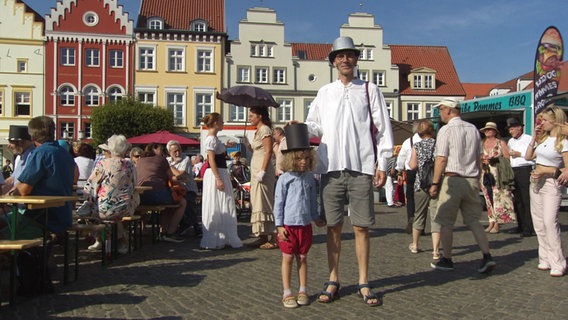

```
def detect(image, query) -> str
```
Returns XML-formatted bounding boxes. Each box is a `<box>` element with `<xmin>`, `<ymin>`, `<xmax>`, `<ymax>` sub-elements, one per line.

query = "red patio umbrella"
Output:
<box><xmin>127</xmin><ymin>130</ymin><xmax>199</xmax><ymax>146</ymax></box>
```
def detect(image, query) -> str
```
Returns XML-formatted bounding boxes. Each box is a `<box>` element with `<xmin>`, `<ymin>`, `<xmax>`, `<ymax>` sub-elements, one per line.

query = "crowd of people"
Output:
<box><xmin>0</xmin><ymin>35</ymin><xmax>566</xmax><ymax>307</ymax></box>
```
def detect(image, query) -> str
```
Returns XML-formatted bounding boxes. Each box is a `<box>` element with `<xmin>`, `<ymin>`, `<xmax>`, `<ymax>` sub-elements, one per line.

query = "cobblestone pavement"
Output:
<box><xmin>1</xmin><ymin>204</ymin><xmax>567</xmax><ymax>319</ymax></box>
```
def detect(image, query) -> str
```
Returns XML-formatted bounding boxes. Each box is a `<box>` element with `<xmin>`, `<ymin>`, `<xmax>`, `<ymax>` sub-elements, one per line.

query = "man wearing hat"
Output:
<box><xmin>429</xmin><ymin>98</ymin><xmax>496</xmax><ymax>273</ymax></box>
<box><xmin>2</xmin><ymin>125</ymin><xmax>35</xmax><ymax>193</ymax></box>
<box><xmin>506</xmin><ymin>117</ymin><xmax>535</xmax><ymax>237</ymax></box>
<box><xmin>304</xmin><ymin>36</ymin><xmax>394</xmax><ymax>306</ymax></box>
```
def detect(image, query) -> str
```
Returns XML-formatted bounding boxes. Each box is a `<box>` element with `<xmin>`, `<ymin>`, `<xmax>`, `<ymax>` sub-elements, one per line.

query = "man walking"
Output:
<box><xmin>506</xmin><ymin>117</ymin><xmax>535</xmax><ymax>237</ymax></box>
<box><xmin>429</xmin><ymin>98</ymin><xmax>496</xmax><ymax>273</ymax></box>
<box><xmin>304</xmin><ymin>36</ymin><xmax>393</xmax><ymax>306</ymax></box>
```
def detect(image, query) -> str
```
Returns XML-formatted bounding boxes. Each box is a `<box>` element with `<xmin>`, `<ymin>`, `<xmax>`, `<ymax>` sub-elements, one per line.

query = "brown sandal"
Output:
<box><xmin>259</xmin><ymin>241</ymin><xmax>278</xmax><ymax>250</ymax></box>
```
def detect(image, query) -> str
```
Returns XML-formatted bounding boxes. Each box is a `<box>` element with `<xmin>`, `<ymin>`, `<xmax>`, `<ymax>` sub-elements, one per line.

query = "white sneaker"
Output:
<box><xmin>550</xmin><ymin>269</ymin><xmax>565</xmax><ymax>277</ymax></box>
<box><xmin>88</xmin><ymin>240</ymin><xmax>102</xmax><ymax>250</ymax></box>
<box><xmin>538</xmin><ymin>263</ymin><xmax>551</xmax><ymax>271</ymax></box>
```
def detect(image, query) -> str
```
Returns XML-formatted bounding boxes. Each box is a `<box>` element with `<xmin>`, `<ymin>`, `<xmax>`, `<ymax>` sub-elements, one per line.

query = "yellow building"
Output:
<box><xmin>0</xmin><ymin>0</ymin><xmax>44</xmax><ymax>161</ymax></box>
<box><xmin>134</xmin><ymin>0</ymin><xmax>226</xmax><ymax>134</ymax></box>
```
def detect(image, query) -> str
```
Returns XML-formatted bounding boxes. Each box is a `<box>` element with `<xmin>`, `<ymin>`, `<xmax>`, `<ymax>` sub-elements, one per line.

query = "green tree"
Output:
<box><xmin>90</xmin><ymin>97</ymin><xmax>175</xmax><ymax>144</ymax></box>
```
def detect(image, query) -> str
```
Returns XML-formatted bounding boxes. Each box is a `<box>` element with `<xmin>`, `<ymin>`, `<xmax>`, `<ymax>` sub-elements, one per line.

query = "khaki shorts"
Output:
<box><xmin>434</xmin><ymin>176</ymin><xmax>482</xmax><ymax>227</ymax></box>
<box><xmin>321</xmin><ymin>170</ymin><xmax>374</xmax><ymax>227</ymax></box>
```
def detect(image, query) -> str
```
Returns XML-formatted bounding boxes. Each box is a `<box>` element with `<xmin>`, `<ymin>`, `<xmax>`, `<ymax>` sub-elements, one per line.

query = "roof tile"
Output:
<box><xmin>137</xmin><ymin>0</ymin><xmax>224</xmax><ymax>32</ymax></box>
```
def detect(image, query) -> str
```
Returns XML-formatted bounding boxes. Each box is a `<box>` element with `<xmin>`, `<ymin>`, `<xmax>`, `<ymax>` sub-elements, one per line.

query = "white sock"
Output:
<box><xmin>299</xmin><ymin>286</ymin><xmax>307</xmax><ymax>293</ymax></box>
<box><xmin>283</xmin><ymin>289</ymin><xmax>292</xmax><ymax>298</ymax></box>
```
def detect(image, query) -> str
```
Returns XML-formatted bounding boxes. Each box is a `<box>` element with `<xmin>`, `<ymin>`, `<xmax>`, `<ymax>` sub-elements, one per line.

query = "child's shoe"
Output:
<box><xmin>282</xmin><ymin>294</ymin><xmax>298</xmax><ymax>308</ymax></box>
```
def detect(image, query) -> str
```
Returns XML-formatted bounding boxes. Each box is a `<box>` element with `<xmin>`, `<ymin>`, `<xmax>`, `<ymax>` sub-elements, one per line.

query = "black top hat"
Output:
<box><xmin>7</xmin><ymin>125</ymin><xmax>31</xmax><ymax>141</ymax></box>
<box><xmin>283</xmin><ymin>123</ymin><xmax>312</xmax><ymax>152</ymax></box>
<box><xmin>506</xmin><ymin>118</ymin><xmax>524</xmax><ymax>128</ymax></box>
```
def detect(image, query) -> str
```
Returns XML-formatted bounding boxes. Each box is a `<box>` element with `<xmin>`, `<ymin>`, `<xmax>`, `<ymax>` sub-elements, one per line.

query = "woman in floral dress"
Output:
<box><xmin>480</xmin><ymin>122</ymin><xmax>515</xmax><ymax>233</ymax></box>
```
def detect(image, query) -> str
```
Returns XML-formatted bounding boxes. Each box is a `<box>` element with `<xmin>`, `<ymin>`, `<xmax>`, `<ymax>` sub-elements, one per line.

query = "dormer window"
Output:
<box><xmin>148</xmin><ymin>17</ymin><xmax>164</xmax><ymax>30</ymax></box>
<box><xmin>408</xmin><ymin>67</ymin><xmax>436</xmax><ymax>90</ymax></box>
<box><xmin>190</xmin><ymin>19</ymin><xmax>208</xmax><ymax>32</ymax></box>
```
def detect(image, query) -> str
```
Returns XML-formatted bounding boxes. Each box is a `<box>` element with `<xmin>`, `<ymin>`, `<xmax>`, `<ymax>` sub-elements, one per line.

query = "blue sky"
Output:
<box><xmin>23</xmin><ymin>0</ymin><xmax>568</xmax><ymax>83</ymax></box>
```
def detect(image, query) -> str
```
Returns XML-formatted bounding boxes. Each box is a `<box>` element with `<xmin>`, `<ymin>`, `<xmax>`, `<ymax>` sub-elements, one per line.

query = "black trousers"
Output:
<box><xmin>512</xmin><ymin>166</ymin><xmax>534</xmax><ymax>233</ymax></box>
<box><xmin>406</xmin><ymin>170</ymin><xmax>416</xmax><ymax>219</ymax></box>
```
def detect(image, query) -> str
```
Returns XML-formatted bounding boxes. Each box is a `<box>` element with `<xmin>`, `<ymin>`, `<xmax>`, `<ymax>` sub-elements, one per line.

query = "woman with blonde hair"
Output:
<box><xmin>200</xmin><ymin>112</ymin><xmax>243</xmax><ymax>249</ymax></box>
<box><xmin>525</xmin><ymin>105</ymin><xmax>567</xmax><ymax>277</ymax></box>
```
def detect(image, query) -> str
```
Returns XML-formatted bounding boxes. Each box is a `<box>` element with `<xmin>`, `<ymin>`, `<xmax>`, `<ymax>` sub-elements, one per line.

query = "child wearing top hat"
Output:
<box><xmin>273</xmin><ymin>123</ymin><xmax>325</xmax><ymax>308</ymax></box>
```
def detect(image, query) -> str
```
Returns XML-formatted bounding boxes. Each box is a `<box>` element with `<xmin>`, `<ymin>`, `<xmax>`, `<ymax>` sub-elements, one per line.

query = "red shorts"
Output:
<box><xmin>277</xmin><ymin>224</ymin><xmax>313</xmax><ymax>255</ymax></box>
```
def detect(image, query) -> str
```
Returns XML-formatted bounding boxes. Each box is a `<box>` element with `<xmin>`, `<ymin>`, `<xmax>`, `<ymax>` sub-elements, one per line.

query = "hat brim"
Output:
<box><xmin>480</xmin><ymin>127</ymin><xmax>498</xmax><ymax>132</ymax></box>
<box><xmin>98</xmin><ymin>143</ymin><xmax>110</xmax><ymax>151</ymax></box>
<box><xmin>328</xmin><ymin>49</ymin><xmax>361</xmax><ymax>63</ymax></box>
<box><xmin>281</xmin><ymin>147</ymin><xmax>314</xmax><ymax>153</ymax></box>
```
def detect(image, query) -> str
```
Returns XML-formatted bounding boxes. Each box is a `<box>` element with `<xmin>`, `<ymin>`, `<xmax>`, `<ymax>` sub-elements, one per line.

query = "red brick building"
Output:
<box><xmin>44</xmin><ymin>0</ymin><xmax>134</xmax><ymax>140</ymax></box>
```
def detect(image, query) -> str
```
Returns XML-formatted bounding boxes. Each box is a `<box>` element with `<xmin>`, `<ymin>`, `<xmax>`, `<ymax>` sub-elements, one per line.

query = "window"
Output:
<box><xmin>237</xmin><ymin>66</ymin><xmax>251</xmax><ymax>83</ymax></box>
<box><xmin>385</xmin><ymin>101</ymin><xmax>393</xmax><ymax>118</ymax></box>
<box><xmin>85</xmin><ymin>49</ymin><xmax>100</xmax><ymax>67</ymax></box>
<box><xmin>17</xmin><ymin>59</ymin><xmax>28</xmax><ymax>72</ymax></box>
<box><xmin>424</xmin><ymin>75</ymin><xmax>434</xmax><ymax>89</ymax></box>
<box><xmin>195</xmin><ymin>93</ymin><xmax>213</xmax><ymax>127</ymax></box>
<box><xmin>60</xmin><ymin>48</ymin><xmax>75</xmax><ymax>66</ymax></box>
<box><xmin>166</xmin><ymin>92</ymin><xmax>185</xmax><ymax>126</ymax></box>
<box><xmin>273</xmin><ymin>68</ymin><xmax>286</xmax><ymax>84</ymax></box>
<box><xmin>358</xmin><ymin>70</ymin><xmax>369</xmax><ymax>82</ymax></box>
<box><xmin>303</xmin><ymin>99</ymin><xmax>313</xmax><ymax>119</ymax></box>
<box><xmin>107</xmin><ymin>86</ymin><xmax>123</xmax><ymax>103</ymax></box>
<box><xmin>229</xmin><ymin>105</ymin><xmax>247</xmax><ymax>122</ymax></box>
<box><xmin>83</xmin><ymin>86</ymin><xmax>100</xmax><ymax>107</ymax></box>
<box><xmin>138</xmin><ymin>92</ymin><xmax>156</xmax><ymax>106</ymax></box>
<box><xmin>0</xmin><ymin>91</ymin><xmax>3</xmax><ymax>114</ymax></box>
<box><xmin>191</xmin><ymin>20</ymin><xmax>207</xmax><ymax>32</ymax></box>
<box><xmin>373</xmin><ymin>71</ymin><xmax>386</xmax><ymax>86</ymax></box>
<box><xmin>60</xmin><ymin>86</ymin><xmax>75</xmax><ymax>106</ymax></box>
<box><xmin>425</xmin><ymin>103</ymin><xmax>436</xmax><ymax>119</ymax></box>
<box><xmin>407</xmin><ymin>103</ymin><xmax>420</xmax><ymax>121</ymax></box>
<box><xmin>410</xmin><ymin>73</ymin><xmax>436</xmax><ymax>90</ymax></box>
<box><xmin>83</xmin><ymin>12</ymin><xmax>99</xmax><ymax>26</ymax></box>
<box><xmin>276</xmin><ymin>99</ymin><xmax>292</xmax><ymax>122</ymax></box>
<box><xmin>60</xmin><ymin>122</ymin><xmax>74</xmax><ymax>139</ymax></box>
<box><xmin>148</xmin><ymin>18</ymin><xmax>163</xmax><ymax>30</ymax></box>
<box><xmin>14</xmin><ymin>92</ymin><xmax>31</xmax><ymax>116</ymax></box>
<box><xmin>359</xmin><ymin>48</ymin><xmax>374</xmax><ymax>61</ymax></box>
<box><xmin>196</xmin><ymin>49</ymin><xmax>213</xmax><ymax>72</ymax></box>
<box><xmin>250</xmin><ymin>43</ymin><xmax>274</xmax><ymax>57</ymax></box>
<box><xmin>168</xmin><ymin>48</ymin><xmax>185</xmax><ymax>72</ymax></box>
<box><xmin>138</xmin><ymin>47</ymin><xmax>155</xmax><ymax>70</ymax></box>
<box><xmin>256</xmin><ymin>67</ymin><xmax>269</xmax><ymax>83</ymax></box>
<box><xmin>109</xmin><ymin>50</ymin><xmax>123</xmax><ymax>68</ymax></box>
<box><xmin>84</xmin><ymin>122</ymin><xmax>92</xmax><ymax>139</ymax></box>
<box><xmin>413</xmin><ymin>75</ymin><xmax>422</xmax><ymax>88</ymax></box>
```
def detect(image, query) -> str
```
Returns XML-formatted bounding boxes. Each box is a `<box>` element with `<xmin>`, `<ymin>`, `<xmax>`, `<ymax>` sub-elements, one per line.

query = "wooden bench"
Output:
<box><xmin>135</xmin><ymin>204</ymin><xmax>180</xmax><ymax>243</ymax></box>
<box><xmin>64</xmin><ymin>223</ymin><xmax>108</xmax><ymax>284</ymax></box>
<box><xmin>0</xmin><ymin>239</ymin><xmax>43</xmax><ymax>307</ymax></box>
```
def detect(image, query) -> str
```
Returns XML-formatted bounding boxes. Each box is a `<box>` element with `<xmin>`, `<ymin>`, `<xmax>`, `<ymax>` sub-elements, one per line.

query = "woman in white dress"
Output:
<box><xmin>200</xmin><ymin>112</ymin><xmax>243</xmax><ymax>250</ymax></box>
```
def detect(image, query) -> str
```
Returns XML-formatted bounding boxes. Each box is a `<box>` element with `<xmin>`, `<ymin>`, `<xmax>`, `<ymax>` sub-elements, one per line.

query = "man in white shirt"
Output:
<box><xmin>304</xmin><ymin>36</ymin><xmax>393</xmax><ymax>306</ymax></box>
<box><xmin>506</xmin><ymin>117</ymin><xmax>535</xmax><ymax>237</ymax></box>
<box><xmin>395</xmin><ymin>127</ymin><xmax>421</xmax><ymax>233</ymax></box>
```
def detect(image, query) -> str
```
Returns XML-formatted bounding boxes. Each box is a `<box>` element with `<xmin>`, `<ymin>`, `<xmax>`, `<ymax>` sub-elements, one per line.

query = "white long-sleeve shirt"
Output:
<box><xmin>305</xmin><ymin>79</ymin><xmax>394</xmax><ymax>174</ymax></box>
<box><xmin>507</xmin><ymin>133</ymin><xmax>534</xmax><ymax>168</ymax></box>
<box><xmin>396</xmin><ymin>133</ymin><xmax>422</xmax><ymax>171</ymax></box>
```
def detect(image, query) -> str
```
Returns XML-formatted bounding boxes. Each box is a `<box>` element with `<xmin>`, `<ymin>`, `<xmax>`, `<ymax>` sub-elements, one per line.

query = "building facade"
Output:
<box><xmin>44</xmin><ymin>0</ymin><xmax>134</xmax><ymax>140</ymax></box>
<box><xmin>0</xmin><ymin>0</ymin><xmax>44</xmax><ymax>161</ymax></box>
<box><xmin>134</xmin><ymin>0</ymin><xmax>226</xmax><ymax>133</ymax></box>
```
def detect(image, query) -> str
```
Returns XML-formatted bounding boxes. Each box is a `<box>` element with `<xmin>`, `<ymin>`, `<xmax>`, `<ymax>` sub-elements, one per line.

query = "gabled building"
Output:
<box><xmin>134</xmin><ymin>0</ymin><xmax>226</xmax><ymax>133</ymax></box>
<box><xmin>224</xmin><ymin>9</ymin><xmax>399</xmax><ymax>126</ymax></box>
<box><xmin>44</xmin><ymin>0</ymin><xmax>135</xmax><ymax>140</ymax></box>
<box><xmin>0</xmin><ymin>0</ymin><xmax>44</xmax><ymax>161</ymax></box>
<box><xmin>390</xmin><ymin>45</ymin><xmax>466</xmax><ymax>121</ymax></box>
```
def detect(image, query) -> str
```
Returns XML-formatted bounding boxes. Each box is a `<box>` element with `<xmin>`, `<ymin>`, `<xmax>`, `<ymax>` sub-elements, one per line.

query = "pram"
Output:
<box><xmin>232</xmin><ymin>177</ymin><xmax>251</xmax><ymax>219</ymax></box>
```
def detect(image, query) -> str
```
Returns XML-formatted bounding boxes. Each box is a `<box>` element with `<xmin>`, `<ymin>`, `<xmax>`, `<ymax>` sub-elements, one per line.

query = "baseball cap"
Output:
<box><xmin>434</xmin><ymin>97</ymin><xmax>460</xmax><ymax>109</ymax></box>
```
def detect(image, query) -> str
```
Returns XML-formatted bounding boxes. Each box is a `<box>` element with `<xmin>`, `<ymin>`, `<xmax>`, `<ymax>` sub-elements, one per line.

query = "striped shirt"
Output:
<box><xmin>435</xmin><ymin>117</ymin><xmax>481</xmax><ymax>177</ymax></box>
